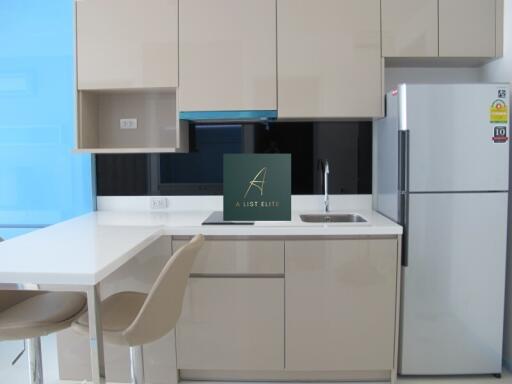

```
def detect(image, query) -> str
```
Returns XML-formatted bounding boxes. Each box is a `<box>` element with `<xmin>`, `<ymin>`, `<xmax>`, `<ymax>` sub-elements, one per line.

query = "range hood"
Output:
<box><xmin>179</xmin><ymin>110</ymin><xmax>277</xmax><ymax>122</ymax></box>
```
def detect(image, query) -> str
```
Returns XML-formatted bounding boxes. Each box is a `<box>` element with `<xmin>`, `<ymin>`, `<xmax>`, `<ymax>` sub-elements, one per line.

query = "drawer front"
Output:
<box><xmin>176</xmin><ymin>277</ymin><xmax>285</xmax><ymax>370</ymax></box>
<box><xmin>173</xmin><ymin>240</ymin><xmax>284</xmax><ymax>275</ymax></box>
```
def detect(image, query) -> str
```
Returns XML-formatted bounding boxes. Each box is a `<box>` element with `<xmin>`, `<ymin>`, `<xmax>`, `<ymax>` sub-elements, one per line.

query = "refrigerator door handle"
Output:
<box><xmin>398</xmin><ymin>129</ymin><xmax>410</xmax><ymax>267</ymax></box>
<box><xmin>398</xmin><ymin>130</ymin><xmax>409</xmax><ymax>192</ymax></box>
<box><xmin>400</xmin><ymin>192</ymin><xmax>409</xmax><ymax>267</ymax></box>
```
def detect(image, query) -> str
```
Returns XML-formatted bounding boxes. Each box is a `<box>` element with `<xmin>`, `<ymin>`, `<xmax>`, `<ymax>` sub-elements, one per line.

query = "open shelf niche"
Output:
<box><xmin>76</xmin><ymin>88</ymin><xmax>188</xmax><ymax>153</ymax></box>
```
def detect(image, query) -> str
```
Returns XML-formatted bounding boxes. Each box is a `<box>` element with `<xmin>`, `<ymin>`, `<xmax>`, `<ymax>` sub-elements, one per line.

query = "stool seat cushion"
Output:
<box><xmin>73</xmin><ymin>292</ymin><xmax>147</xmax><ymax>346</ymax></box>
<box><xmin>0</xmin><ymin>292</ymin><xmax>87</xmax><ymax>340</ymax></box>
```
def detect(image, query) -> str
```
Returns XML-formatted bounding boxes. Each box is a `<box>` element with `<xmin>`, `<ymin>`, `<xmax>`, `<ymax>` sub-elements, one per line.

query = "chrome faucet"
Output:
<box><xmin>321</xmin><ymin>159</ymin><xmax>330</xmax><ymax>213</ymax></box>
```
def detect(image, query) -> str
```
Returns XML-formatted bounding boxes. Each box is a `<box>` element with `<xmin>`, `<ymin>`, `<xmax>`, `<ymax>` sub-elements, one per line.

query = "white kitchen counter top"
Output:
<box><xmin>93</xmin><ymin>209</ymin><xmax>402</xmax><ymax>236</ymax></box>
<box><xmin>0</xmin><ymin>209</ymin><xmax>401</xmax><ymax>285</ymax></box>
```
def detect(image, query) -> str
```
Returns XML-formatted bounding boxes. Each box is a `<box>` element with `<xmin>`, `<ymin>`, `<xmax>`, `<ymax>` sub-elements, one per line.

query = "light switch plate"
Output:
<box><xmin>120</xmin><ymin>118</ymin><xmax>137</xmax><ymax>129</ymax></box>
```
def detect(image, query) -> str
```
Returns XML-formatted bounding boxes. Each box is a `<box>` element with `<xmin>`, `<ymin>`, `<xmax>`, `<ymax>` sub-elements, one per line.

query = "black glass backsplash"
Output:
<box><xmin>95</xmin><ymin>121</ymin><xmax>372</xmax><ymax>196</ymax></box>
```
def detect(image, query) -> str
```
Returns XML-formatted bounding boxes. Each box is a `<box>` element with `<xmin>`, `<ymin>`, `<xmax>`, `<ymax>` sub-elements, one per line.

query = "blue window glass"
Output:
<box><xmin>0</xmin><ymin>1</ymin><xmax>93</xmax><ymax>235</ymax></box>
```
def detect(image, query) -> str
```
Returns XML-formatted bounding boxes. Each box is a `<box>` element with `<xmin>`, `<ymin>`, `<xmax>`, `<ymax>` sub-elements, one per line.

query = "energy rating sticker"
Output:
<box><xmin>490</xmin><ymin>99</ymin><xmax>508</xmax><ymax>123</ymax></box>
<box><xmin>492</xmin><ymin>126</ymin><xmax>508</xmax><ymax>143</ymax></box>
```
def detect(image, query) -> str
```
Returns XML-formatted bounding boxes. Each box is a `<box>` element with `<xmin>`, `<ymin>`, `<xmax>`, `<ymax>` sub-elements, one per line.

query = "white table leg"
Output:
<box><xmin>87</xmin><ymin>284</ymin><xmax>106</xmax><ymax>384</ymax></box>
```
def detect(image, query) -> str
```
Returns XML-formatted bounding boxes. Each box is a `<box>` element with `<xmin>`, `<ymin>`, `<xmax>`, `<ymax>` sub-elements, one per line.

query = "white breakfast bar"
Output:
<box><xmin>0</xmin><ymin>207</ymin><xmax>402</xmax><ymax>384</ymax></box>
<box><xmin>0</xmin><ymin>218</ymin><xmax>163</xmax><ymax>383</ymax></box>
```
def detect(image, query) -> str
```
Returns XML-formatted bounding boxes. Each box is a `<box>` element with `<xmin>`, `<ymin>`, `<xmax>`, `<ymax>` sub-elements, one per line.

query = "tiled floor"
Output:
<box><xmin>1</xmin><ymin>335</ymin><xmax>511</xmax><ymax>384</ymax></box>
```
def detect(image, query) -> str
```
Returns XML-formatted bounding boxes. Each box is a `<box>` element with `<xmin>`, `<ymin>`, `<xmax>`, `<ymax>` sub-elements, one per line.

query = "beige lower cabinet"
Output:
<box><xmin>176</xmin><ymin>277</ymin><xmax>285</xmax><ymax>370</ymax></box>
<box><xmin>285</xmin><ymin>239</ymin><xmax>399</xmax><ymax>371</ymax></box>
<box><xmin>173</xmin><ymin>239</ymin><xmax>284</xmax><ymax>275</ymax></box>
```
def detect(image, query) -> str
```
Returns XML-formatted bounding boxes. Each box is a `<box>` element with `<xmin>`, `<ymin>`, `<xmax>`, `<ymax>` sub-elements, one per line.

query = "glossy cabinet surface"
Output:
<box><xmin>277</xmin><ymin>0</ymin><xmax>382</xmax><ymax>118</ymax></box>
<box><xmin>76</xmin><ymin>0</ymin><xmax>178</xmax><ymax>89</ymax></box>
<box><xmin>285</xmin><ymin>239</ymin><xmax>398</xmax><ymax>371</ymax></box>
<box><xmin>176</xmin><ymin>277</ymin><xmax>285</xmax><ymax>370</ymax></box>
<box><xmin>179</xmin><ymin>0</ymin><xmax>277</xmax><ymax>112</ymax></box>
<box><xmin>173</xmin><ymin>239</ymin><xmax>284</xmax><ymax>275</ymax></box>
<box><xmin>382</xmin><ymin>0</ymin><xmax>438</xmax><ymax>57</ymax></box>
<box><xmin>439</xmin><ymin>0</ymin><xmax>496</xmax><ymax>57</ymax></box>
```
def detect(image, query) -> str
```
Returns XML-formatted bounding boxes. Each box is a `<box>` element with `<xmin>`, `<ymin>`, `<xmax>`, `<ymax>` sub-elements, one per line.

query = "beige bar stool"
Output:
<box><xmin>0</xmin><ymin>291</ymin><xmax>87</xmax><ymax>384</ymax></box>
<box><xmin>73</xmin><ymin>234</ymin><xmax>204</xmax><ymax>384</ymax></box>
<box><xmin>0</xmin><ymin>236</ymin><xmax>87</xmax><ymax>384</ymax></box>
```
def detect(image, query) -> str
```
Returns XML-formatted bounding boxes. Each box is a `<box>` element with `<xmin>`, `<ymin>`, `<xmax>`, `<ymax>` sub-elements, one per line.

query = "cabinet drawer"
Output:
<box><xmin>173</xmin><ymin>240</ymin><xmax>284</xmax><ymax>275</ymax></box>
<box><xmin>176</xmin><ymin>278</ymin><xmax>284</xmax><ymax>370</ymax></box>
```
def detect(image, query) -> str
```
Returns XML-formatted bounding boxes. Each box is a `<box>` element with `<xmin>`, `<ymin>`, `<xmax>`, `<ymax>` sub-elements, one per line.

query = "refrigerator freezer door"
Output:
<box><xmin>406</xmin><ymin>84</ymin><xmax>509</xmax><ymax>192</ymax></box>
<box><xmin>400</xmin><ymin>192</ymin><xmax>508</xmax><ymax>375</ymax></box>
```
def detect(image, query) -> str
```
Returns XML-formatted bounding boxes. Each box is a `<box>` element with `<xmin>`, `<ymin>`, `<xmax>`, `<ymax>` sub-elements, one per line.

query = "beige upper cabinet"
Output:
<box><xmin>277</xmin><ymin>0</ymin><xmax>382</xmax><ymax>119</ymax></box>
<box><xmin>285</xmin><ymin>239</ymin><xmax>399</xmax><ymax>371</ymax></box>
<box><xmin>439</xmin><ymin>0</ymin><xmax>497</xmax><ymax>57</ymax></box>
<box><xmin>76</xmin><ymin>0</ymin><xmax>178</xmax><ymax>90</ymax></box>
<box><xmin>382</xmin><ymin>0</ymin><xmax>439</xmax><ymax>57</ymax></box>
<box><xmin>179</xmin><ymin>0</ymin><xmax>277</xmax><ymax>112</ymax></box>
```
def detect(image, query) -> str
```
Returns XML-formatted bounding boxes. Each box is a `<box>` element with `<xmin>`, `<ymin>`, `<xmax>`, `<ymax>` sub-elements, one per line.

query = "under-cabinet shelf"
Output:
<box><xmin>76</xmin><ymin>88</ymin><xmax>188</xmax><ymax>153</ymax></box>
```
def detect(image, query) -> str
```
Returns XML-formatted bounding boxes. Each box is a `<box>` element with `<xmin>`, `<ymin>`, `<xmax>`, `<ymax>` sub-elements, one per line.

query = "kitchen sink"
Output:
<box><xmin>300</xmin><ymin>213</ymin><xmax>367</xmax><ymax>223</ymax></box>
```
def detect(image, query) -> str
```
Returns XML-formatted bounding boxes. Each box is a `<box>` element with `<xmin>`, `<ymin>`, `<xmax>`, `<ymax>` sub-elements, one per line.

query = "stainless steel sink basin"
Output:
<box><xmin>300</xmin><ymin>213</ymin><xmax>367</xmax><ymax>223</ymax></box>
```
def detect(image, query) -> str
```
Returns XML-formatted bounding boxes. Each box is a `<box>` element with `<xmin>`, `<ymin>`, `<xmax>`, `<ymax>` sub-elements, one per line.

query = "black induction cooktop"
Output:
<box><xmin>202</xmin><ymin>211</ymin><xmax>254</xmax><ymax>225</ymax></box>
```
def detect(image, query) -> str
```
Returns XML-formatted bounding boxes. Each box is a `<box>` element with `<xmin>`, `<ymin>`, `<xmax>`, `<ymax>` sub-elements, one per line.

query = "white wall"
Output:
<box><xmin>479</xmin><ymin>0</ymin><xmax>512</xmax><ymax>370</ymax></box>
<box><xmin>385</xmin><ymin>67</ymin><xmax>481</xmax><ymax>92</ymax></box>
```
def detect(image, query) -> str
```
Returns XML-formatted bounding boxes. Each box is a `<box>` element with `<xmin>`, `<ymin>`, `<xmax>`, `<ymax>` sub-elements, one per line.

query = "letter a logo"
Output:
<box><xmin>243</xmin><ymin>167</ymin><xmax>267</xmax><ymax>199</ymax></box>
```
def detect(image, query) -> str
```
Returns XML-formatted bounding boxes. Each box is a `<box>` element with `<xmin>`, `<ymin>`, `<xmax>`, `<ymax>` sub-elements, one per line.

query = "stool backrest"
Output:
<box><xmin>123</xmin><ymin>234</ymin><xmax>204</xmax><ymax>345</ymax></box>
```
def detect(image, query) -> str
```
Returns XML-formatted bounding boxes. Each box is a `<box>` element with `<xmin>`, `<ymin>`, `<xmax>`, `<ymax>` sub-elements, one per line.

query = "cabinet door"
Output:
<box><xmin>179</xmin><ymin>0</ymin><xmax>277</xmax><ymax>112</ymax></box>
<box><xmin>277</xmin><ymin>0</ymin><xmax>382</xmax><ymax>118</ymax></box>
<box><xmin>382</xmin><ymin>0</ymin><xmax>438</xmax><ymax>57</ymax></box>
<box><xmin>176</xmin><ymin>278</ymin><xmax>284</xmax><ymax>370</ymax></box>
<box><xmin>76</xmin><ymin>0</ymin><xmax>178</xmax><ymax>89</ymax></box>
<box><xmin>173</xmin><ymin>240</ymin><xmax>284</xmax><ymax>275</ymax></box>
<box><xmin>439</xmin><ymin>0</ymin><xmax>496</xmax><ymax>57</ymax></box>
<box><xmin>285</xmin><ymin>239</ymin><xmax>398</xmax><ymax>371</ymax></box>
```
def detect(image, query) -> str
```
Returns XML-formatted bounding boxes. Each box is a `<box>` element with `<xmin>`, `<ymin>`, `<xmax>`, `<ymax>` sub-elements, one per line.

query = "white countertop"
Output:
<box><xmin>93</xmin><ymin>209</ymin><xmax>402</xmax><ymax>236</ymax></box>
<box><xmin>0</xmin><ymin>209</ymin><xmax>401</xmax><ymax>286</ymax></box>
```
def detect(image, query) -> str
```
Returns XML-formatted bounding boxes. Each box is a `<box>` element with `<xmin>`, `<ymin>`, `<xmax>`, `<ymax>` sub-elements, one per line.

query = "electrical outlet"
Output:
<box><xmin>150</xmin><ymin>197</ymin><xmax>168</xmax><ymax>210</ymax></box>
<box><xmin>120</xmin><ymin>118</ymin><xmax>137</xmax><ymax>129</ymax></box>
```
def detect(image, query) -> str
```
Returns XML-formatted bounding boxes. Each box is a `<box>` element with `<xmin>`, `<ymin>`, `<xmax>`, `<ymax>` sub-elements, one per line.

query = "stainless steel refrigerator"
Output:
<box><xmin>374</xmin><ymin>83</ymin><xmax>510</xmax><ymax>375</ymax></box>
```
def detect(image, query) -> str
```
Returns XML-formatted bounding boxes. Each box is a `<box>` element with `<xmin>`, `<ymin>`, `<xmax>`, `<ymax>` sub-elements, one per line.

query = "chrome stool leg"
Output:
<box><xmin>129</xmin><ymin>345</ymin><xmax>145</xmax><ymax>384</ymax></box>
<box><xmin>27</xmin><ymin>337</ymin><xmax>43</xmax><ymax>384</ymax></box>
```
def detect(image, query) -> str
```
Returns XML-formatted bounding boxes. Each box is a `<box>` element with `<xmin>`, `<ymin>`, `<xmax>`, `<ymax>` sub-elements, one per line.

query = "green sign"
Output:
<box><xmin>223</xmin><ymin>154</ymin><xmax>291</xmax><ymax>221</ymax></box>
